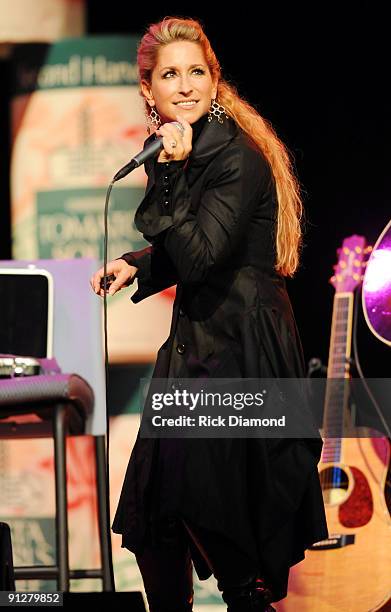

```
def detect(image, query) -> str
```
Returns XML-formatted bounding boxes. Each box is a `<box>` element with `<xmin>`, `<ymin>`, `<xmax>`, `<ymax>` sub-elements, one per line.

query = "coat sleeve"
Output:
<box><xmin>119</xmin><ymin>244</ymin><xmax>179</xmax><ymax>304</ymax></box>
<box><xmin>134</xmin><ymin>144</ymin><xmax>273</xmax><ymax>284</ymax></box>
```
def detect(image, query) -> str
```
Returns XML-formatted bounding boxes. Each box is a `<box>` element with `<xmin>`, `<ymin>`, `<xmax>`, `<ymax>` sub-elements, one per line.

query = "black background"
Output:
<box><xmin>1</xmin><ymin>6</ymin><xmax>389</xmax><ymax>375</ymax></box>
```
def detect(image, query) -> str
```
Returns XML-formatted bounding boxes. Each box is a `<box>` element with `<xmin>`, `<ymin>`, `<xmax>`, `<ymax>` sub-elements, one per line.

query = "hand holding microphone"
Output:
<box><xmin>112</xmin><ymin>116</ymin><xmax>192</xmax><ymax>181</ymax></box>
<box><xmin>155</xmin><ymin>116</ymin><xmax>193</xmax><ymax>164</ymax></box>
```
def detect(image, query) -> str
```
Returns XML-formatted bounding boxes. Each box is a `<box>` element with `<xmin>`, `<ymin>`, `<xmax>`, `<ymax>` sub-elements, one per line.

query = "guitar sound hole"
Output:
<box><xmin>319</xmin><ymin>467</ymin><xmax>349</xmax><ymax>504</ymax></box>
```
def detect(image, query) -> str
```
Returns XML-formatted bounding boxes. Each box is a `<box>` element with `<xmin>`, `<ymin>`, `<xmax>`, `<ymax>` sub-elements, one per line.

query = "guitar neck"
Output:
<box><xmin>321</xmin><ymin>291</ymin><xmax>354</xmax><ymax>463</ymax></box>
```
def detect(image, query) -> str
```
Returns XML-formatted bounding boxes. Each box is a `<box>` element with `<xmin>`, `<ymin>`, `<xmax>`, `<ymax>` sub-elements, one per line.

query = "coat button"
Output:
<box><xmin>163</xmin><ymin>200</ymin><xmax>169</xmax><ymax>207</ymax></box>
<box><xmin>164</xmin><ymin>188</ymin><xmax>170</xmax><ymax>195</ymax></box>
<box><xmin>163</xmin><ymin>176</ymin><xmax>169</xmax><ymax>184</ymax></box>
<box><xmin>176</xmin><ymin>343</ymin><xmax>185</xmax><ymax>354</ymax></box>
<box><xmin>179</xmin><ymin>308</ymin><xmax>185</xmax><ymax>316</ymax></box>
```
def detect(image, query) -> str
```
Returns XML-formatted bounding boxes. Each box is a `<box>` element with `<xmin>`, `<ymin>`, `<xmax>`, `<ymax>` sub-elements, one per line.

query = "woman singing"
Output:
<box><xmin>91</xmin><ymin>16</ymin><xmax>328</xmax><ymax>612</ymax></box>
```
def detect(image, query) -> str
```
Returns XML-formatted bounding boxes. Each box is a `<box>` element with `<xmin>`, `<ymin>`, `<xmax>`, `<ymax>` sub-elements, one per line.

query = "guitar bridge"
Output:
<box><xmin>309</xmin><ymin>534</ymin><xmax>355</xmax><ymax>550</ymax></box>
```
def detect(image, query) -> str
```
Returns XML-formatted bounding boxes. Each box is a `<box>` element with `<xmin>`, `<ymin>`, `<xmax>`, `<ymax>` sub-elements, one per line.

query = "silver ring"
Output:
<box><xmin>171</xmin><ymin>141</ymin><xmax>177</xmax><ymax>148</ymax></box>
<box><xmin>174</xmin><ymin>122</ymin><xmax>185</xmax><ymax>136</ymax></box>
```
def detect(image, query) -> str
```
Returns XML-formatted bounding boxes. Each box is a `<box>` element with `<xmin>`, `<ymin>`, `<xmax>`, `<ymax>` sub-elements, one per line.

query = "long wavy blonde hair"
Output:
<box><xmin>137</xmin><ymin>17</ymin><xmax>303</xmax><ymax>276</ymax></box>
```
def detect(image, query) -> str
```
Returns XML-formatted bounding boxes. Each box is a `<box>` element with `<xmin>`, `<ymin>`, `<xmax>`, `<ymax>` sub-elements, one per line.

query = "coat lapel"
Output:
<box><xmin>186</xmin><ymin>116</ymin><xmax>239</xmax><ymax>186</ymax></box>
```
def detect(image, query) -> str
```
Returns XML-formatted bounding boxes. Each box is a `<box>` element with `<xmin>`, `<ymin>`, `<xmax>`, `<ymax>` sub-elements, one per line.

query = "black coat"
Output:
<box><xmin>112</xmin><ymin>114</ymin><xmax>328</xmax><ymax>601</ymax></box>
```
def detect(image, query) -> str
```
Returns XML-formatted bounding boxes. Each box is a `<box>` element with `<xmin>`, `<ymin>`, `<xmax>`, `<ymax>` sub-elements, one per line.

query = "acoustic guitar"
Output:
<box><xmin>277</xmin><ymin>235</ymin><xmax>391</xmax><ymax>612</ymax></box>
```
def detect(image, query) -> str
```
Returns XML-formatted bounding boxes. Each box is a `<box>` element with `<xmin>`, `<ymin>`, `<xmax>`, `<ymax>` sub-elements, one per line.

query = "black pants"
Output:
<box><xmin>135</xmin><ymin>517</ymin><xmax>260</xmax><ymax>612</ymax></box>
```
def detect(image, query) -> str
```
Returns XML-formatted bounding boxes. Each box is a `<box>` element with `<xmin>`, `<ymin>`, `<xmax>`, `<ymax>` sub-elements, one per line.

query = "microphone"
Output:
<box><xmin>112</xmin><ymin>121</ymin><xmax>185</xmax><ymax>182</ymax></box>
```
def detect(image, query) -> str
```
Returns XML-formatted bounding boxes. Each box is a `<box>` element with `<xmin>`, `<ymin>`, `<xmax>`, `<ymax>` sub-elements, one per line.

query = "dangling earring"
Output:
<box><xmin>145</xmin><ymin>105</ymin><xmax>161</xmax><ymax>134</ymax></box>
<box><xmin>208</xmin><ymin>99</ymin><xmax>227</xmax><ymax>124</ymax></box>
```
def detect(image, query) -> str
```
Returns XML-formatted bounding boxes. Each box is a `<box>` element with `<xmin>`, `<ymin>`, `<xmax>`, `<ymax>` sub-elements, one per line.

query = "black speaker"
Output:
<box><xmin>63</xmin><ymin>591</ymin><xmax>146</xmax><ymax>609</ymax></box>
<box><xmin>0</xmin><ymin>268</ymin><xmax>53</xmax><ymax>358</ymax></box>
<box><xmin>0</xmin><ymin>522</ymin><xmax>15</xmax><ymax>590</ymax></box>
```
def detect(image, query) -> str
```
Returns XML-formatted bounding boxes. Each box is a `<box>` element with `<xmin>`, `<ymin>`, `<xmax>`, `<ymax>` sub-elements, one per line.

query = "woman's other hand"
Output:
<box><xmin>90</xmin><ymin>259</ymin><xmax>137</xmax><ymax>297</ymax></box>
<box><xmin>156</xmin><ymin>115</ymin><xmax>192</xmax><ymax>163</ymax></box>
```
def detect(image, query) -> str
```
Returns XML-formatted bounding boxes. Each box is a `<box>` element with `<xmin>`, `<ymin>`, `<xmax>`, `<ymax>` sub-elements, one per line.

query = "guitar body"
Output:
<box><xmin>277</xmin><ymin>434</ymin><xmax>391</xmax><ymax>611</ymax></box>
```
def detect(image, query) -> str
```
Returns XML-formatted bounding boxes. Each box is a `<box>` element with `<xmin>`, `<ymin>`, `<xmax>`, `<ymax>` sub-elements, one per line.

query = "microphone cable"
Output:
<box><xmin>100</xmin><ymin>180</ymin><xmax>116</xmax><ymax>589</ymax></box>
<box><xmin>99</xmin><ymin>126</ymin><xmax>184</xmax><ymax>587</ymax></box>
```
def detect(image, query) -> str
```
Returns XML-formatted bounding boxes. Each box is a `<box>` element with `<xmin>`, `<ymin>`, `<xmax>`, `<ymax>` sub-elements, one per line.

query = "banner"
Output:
<box><xmin>10</xmin><ymin>36</ymin><xmax>173</xmax><ymax>362</ymax></box>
